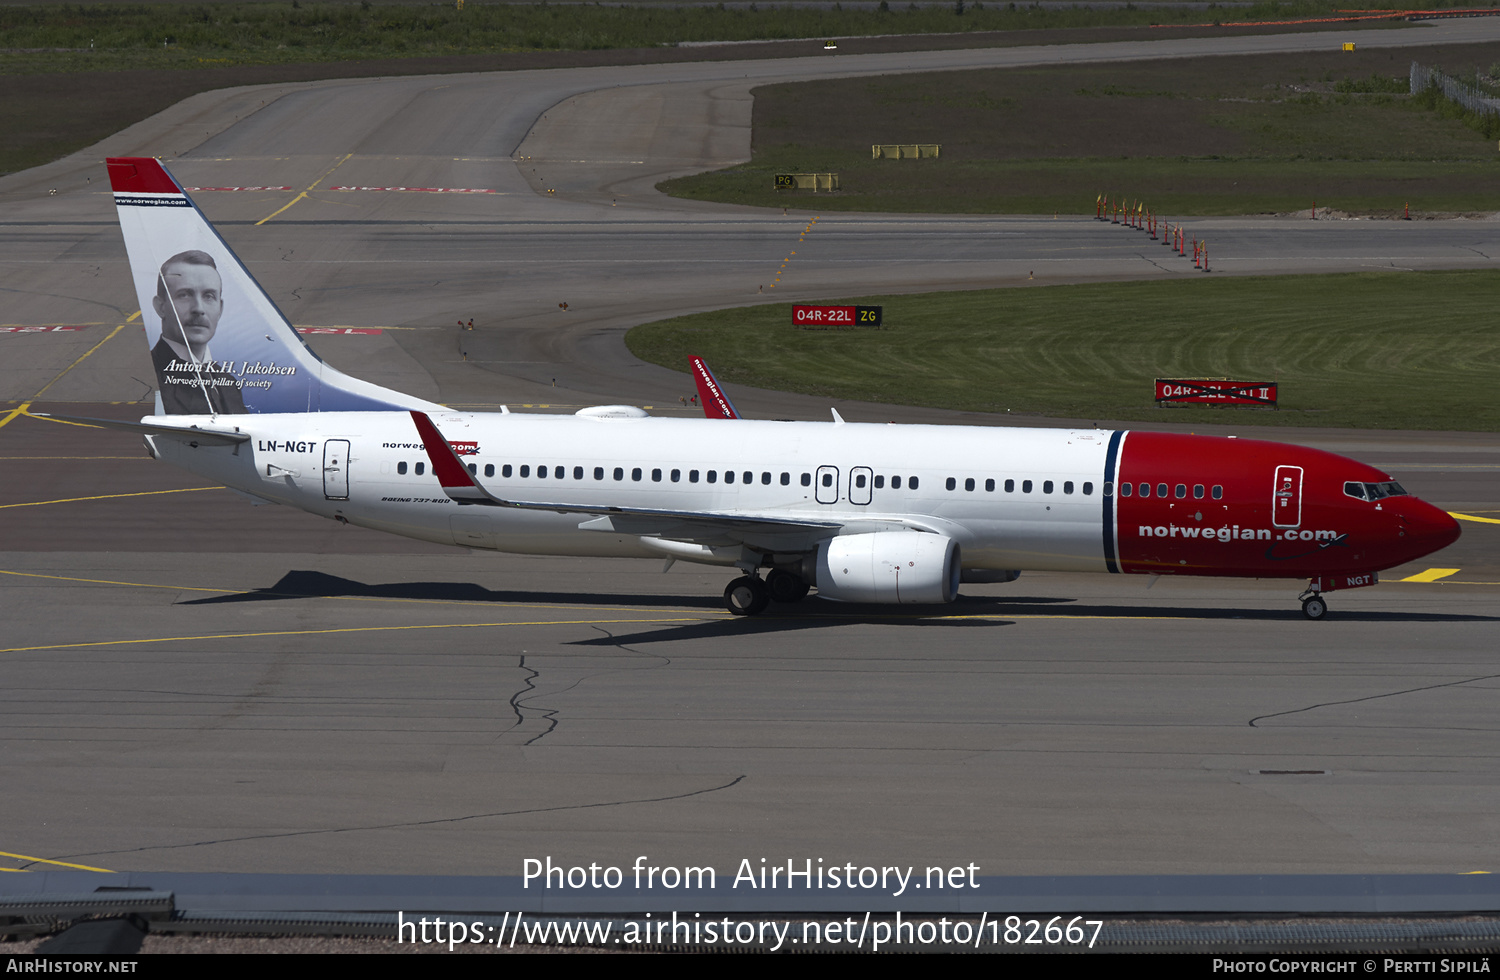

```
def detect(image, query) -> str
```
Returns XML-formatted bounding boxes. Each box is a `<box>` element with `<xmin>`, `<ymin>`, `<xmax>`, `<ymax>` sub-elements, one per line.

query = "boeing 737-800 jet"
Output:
<box><xmin>58</xmin><ymin>157</ymin><xmax>1460</xmax><ymax>620</ymax></box>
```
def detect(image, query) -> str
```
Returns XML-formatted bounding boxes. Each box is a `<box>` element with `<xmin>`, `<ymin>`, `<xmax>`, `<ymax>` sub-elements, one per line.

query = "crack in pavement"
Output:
<box><xmin>51</xmin><ymin>775</ymin><xmax>747</xmax><ymax>861</ymax></box>
<box><xmin>508</xmin><ymin>629</ymin><xmax>674</xmax><ymax>746</ymax></box>
<box><xmin>1137</xmin><ymin>252</ymin><xmax>1175</xmax><ymax>274</ymax></box>
<box><xmin>1248</xmin><ymin>672</ymin><xmax>1500</xmax><ymax>727</ymax></box>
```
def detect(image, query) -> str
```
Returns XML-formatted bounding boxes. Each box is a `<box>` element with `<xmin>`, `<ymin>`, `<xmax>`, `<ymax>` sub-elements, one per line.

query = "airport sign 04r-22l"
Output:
<box><xmin>793</xmin><ymin>305</ymin><xmax>883</xmax><ymax>328</ymax></box>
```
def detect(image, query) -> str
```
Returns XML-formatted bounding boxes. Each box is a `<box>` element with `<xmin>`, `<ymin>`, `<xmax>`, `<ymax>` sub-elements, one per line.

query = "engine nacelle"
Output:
<box><xmin>814</xmin><ymin>532</ymin><xmax>961</xmax><ymax>604</ymax></box>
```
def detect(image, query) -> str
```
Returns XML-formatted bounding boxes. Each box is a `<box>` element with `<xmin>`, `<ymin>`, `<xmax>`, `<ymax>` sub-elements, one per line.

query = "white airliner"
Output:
<box><xmin>60</xmin><ymin>157</ymin><xmax>1460</xmax><ymax>619</ymax></box>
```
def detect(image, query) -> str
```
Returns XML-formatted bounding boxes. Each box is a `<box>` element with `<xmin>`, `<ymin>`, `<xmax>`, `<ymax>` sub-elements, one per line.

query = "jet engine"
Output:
<box><xmin>813</xmin><ymin>531</ymin><xmax>961</xmax><ymax>604</ymax></box>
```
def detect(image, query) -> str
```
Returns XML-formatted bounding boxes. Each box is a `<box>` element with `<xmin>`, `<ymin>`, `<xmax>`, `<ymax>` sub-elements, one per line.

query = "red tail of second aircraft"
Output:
<box><xmin>690</xmin><ymin>356</ymin><xmax>740</xmax><ymax>419</ymax></box>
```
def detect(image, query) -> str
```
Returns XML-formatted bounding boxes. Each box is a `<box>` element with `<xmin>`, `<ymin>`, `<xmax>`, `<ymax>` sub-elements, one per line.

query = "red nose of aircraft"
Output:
<box><xmin>1395</xmin><ymin>498</ymin><xmax>1462</xmax><ymax>562</ymax></box>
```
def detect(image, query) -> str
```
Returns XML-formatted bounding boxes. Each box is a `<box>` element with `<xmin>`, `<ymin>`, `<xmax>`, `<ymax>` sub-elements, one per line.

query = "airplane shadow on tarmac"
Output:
<box><xmin>178</xmin><ymin>570</ymin><xmax>1499</xmax><ymax>633</ymax></box>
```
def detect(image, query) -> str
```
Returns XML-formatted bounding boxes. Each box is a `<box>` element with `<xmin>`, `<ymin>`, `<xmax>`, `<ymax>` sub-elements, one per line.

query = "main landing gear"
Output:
<box><xmin>1298</xmin><ymin>588</ymin><xmax>1328</xmax><ymax>621</ymax></box>
<box><xmin>724</xmin><ymin>576</ymin><xmax>769</xmax><ymax>616</ymax></box>
<box><xmin>725</xmin><ymin>569</ymin><xmax>810</xmax><ymax>616</ymax></box>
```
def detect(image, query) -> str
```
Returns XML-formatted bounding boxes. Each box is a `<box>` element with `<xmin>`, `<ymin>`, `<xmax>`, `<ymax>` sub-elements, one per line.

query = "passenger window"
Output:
<box><xmin>631</xmin><ymin>468</ymin><xmax>642</xmax><ymax>481</ymax></box>
<box><xmin>1005</xmin><ymin>479</ymin><xmax>1014</xmax><ymax>493</ymax></box>
<box><xmin>708</xmin><ymin>470</ymin><xmax>718</xmax><ymax>484</ymax></box>
<box><xmin>1083</xmin><ymin>482</ymin><xmax>1094</xmax><ymax>495</ymax></box>
<box><xmin>689</xmin><ymin>470</ymin><xmax>700</xmax><ymax>483</ymax></box>
<box><xmin>1175</xmin><ymin>484</ymin><xmax>1186</xmax><ymax>499</ymax></box>
<box><xmin>1043</xmin><ymin>480</ymin><xmax>1054</xmax><ymax>494</ymax></box>
<box><xmin>743</xmin><ymin>471</ymin><xmax>752</xmax><ymax>484</ymax></box>
<box><xmin>1194</xmin><ymin>484</ymin><xmax>1204</xmax><ymax>499</ymax></box>
<box><xmin>652</xmin><ymin>468</ymin><xmax>661</xmax><ymax>482</ymax></box>
<box><xmin>762</xmin><ymin>472</ymin><xmax>771</xmax><ymax>485</ymax></box>
<box><xmin>574</xmin><ymin>466</ymin><xmax>584</xmax><ymax>480</ymax></box>
<box><xmin>1120</xmin><ymin>482</ymin><xmax>1131</xmax><ymax>497</ymax></box>
<box><xmin>946</xmin><ymin>477</ymin><xmax>956</xmax><ymax>491</ymax></box>
<box><xmin>821</xmin><ymin>473</ymin><xmax>833</xmax><ymax>487</ymax></box>
<box><xmin>725</xmin><ymin>470</ymin><xmax>736</xmax><ymax>484</ymax></box>
<box><xmin>519</xmin><ymin>465</ymin><xmax>530</xmax><ymax>478</ymax></box>
<box><xmin>801</xmin><ymin>473</ymin><xmax>811</xmax><ymax>487</ymax></box>
<box><xmin>1022</xmin><ymin>480</ymin><xmax>1033</xmax><ymax>493</ymax></box>
<box><xmin>1139</xmin><ymin>483</ymin><xmax>1150</xmax><ymax>497</ymax></box>
<box><xmin>594</xmin><ymin>466</ymin><xmax>604</xmax><ymax>481</ymax></box>
<box><xmin>502</xmin><ymin>464</ymin><xmax>513</xmax><ymax>478</ymax></box>
<box><xmin>671</xmin><ymin>469</ymin><xmax>681</xmax><ymax>482</ymax></box>
<box><xmin>397</xmin><ymin>461</ymin><xmax>408</xmax><ymax>475</ymax></box>
<box><xmin>1063</xmin><ymin>481</ymin><xmax>1074</xmax><ymax>494</ymax></box>
<box><xmin>1157</xmin><ymin>483</ymin><xmax>1168</xmax><ymax>498</ymax></box>
<box><xmin>780</xmin><ymin>472</ymin><xmax>790</xmax><ymax>485</ymax></box>
<box><xmin>909</xmin><ymin>476</ymin><xmax>920</xmax><ymax>490</ymax></box>
<box><xmin>964</xmin><ymin>478</ymin><xmax>975</xmax><ymax>492</ymax></box>
<box><xmin>485</xmin><ymin>464</ymin><xmax>495</xmax><ymax>478</ymax></box>
<box><xmin>468</xmin><ymin>463</ymin><xmax>477</xmax><ymax>475</ymax></box>
<box><xmin>1212</xmin><ymin>485</ymin><xmax>1223</xmax><ymax>499</ymax></box>
<box><xmin>985</xmin><ymin>478</ymin><xmax>995</xmax><ymax>492</ymax></box>
<box><xmin>875</xmin><ymin>475</ymin><xmax>885</xmax><ymax>489</ymax></box>
<box><xmin>415</xmin><ymin>461</ymin><xmax>425</xmax><ymax>476</ymax></box>
<box><xmin>856</xmin><ymin>474</ymin><xmax>867</xmax><ymax>489</ymax></box>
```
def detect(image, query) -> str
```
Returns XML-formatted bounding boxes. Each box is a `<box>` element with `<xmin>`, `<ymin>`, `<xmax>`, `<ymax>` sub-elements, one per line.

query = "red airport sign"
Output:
<box><xmin>793</xmin><ymin>305</ymin><xmax>883</xmax><ymax>327</ymax></box>
<box><xmin>1155</xmin><ymin>379</ymin><xmax>1278</xmax><ymax>408</ymax></box>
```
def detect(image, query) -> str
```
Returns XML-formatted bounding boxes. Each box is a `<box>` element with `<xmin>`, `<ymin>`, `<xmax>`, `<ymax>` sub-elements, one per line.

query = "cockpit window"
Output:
<box><xmin>1346</xmin><ymin>480</ymin><xmax>1407</xmax><ymax>501</ymax></box>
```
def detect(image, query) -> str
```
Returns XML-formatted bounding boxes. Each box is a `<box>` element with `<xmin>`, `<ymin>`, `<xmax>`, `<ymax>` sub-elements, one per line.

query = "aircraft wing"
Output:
<box><xmin>410</xmin><ymin>412</ymin><xmax>840</xmax><ymax>542</ymax></box>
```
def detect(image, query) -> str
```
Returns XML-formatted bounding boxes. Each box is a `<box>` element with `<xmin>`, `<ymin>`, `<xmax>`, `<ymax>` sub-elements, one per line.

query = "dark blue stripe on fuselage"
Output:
<box><xmin>1103</xmin><ymin>429</ymin><xmax>1124</xmax><ymax>573</ymax></box>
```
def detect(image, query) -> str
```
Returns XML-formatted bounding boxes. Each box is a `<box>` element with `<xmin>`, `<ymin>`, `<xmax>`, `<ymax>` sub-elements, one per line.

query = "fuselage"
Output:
<box><xmin>143</xmin><ymin>410</ymin><xmax>1461</xmax><ymax>586</ymax></box>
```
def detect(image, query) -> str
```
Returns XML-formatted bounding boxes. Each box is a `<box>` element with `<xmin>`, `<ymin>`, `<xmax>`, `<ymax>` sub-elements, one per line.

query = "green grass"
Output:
<box><xmin>0</xmin><ymin>1</ymin><xmax>1416</xmax><ymax>74</ymax></box>
<box><xmin>660</xmin><ymin>46</ymin><xmax>1500</xmax><ymax>215</ymax></box>
<box><xmin>625</xmin><ymin>270</ymin><xmax>1500</xmax><ymax>430</ymax></box>
<box><xmin>666</xmin><ymin>157</ymin><xmax>1500</xmax><ymax>216</ymax></box>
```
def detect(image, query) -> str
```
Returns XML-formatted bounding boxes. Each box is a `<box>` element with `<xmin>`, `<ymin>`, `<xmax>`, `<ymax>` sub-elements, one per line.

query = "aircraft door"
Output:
<box><xmin>323</xmin><ymin>439</ymin><xmax>350</xmax><ymax>500</ymax></box>
<box><xmin>849</xmin><ymin>466</ymin><xmax>873</xmax><ymax>505</ymax></box>
<box><xmin>815</xmin><ymin>465</ymin><xmax>840</xmax><ymax>504</ymax></box>
<box><xmin>1272</xmin><ymin>465</ymin><xmax>1303</xmax><ymax>527</ymax></box>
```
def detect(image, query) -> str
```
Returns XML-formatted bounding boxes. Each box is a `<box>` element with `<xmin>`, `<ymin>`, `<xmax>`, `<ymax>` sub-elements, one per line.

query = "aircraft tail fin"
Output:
<box><xmin>108</xmin><ymin>157</ymin><xmax>443</xmax><ymax>416</ymax></box>
<box><xmin>690</xmin><ymin>356</ymin><xmax>740</xmax><ymax>419</ymax></box>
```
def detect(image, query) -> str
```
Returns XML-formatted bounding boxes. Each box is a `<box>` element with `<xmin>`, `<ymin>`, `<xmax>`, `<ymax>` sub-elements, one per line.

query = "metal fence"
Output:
<box><xmin>1410</xmin><ymin>61</ymin><xmax>1500</xmax><ymax>119</ymax></box>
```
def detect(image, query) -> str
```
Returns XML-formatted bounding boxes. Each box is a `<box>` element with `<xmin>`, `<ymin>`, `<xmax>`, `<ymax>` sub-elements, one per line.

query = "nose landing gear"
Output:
<box><xmin>1298</xmin><ymin>588</ymin><xmax>1328</xmax><ymax>621</ymax></box>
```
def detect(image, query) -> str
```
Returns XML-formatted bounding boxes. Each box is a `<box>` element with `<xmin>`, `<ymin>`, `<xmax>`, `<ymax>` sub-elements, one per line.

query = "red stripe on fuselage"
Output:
<box><xmin>1114</xmin><ymin>432</ymin><xmax>1458</xmax><ymax>579</ymax></box>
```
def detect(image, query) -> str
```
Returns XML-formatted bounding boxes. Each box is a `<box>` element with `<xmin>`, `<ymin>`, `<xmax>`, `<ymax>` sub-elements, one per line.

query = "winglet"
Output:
<box><xmin>690</xmin><ymin>356</ymin><xmax>740</xmax><ymax>419</ymax></box>
<box><xmin>410</xmin><ymin>411</ymin><xmax>501</xmax><ymax>506</ymax></box>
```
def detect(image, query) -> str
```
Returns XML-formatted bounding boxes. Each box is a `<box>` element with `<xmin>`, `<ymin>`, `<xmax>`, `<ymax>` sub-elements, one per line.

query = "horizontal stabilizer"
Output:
<box><xmin>32</xmin><ymin>413</ymin><xmax>251</xmax><ymax>446</ymax></box>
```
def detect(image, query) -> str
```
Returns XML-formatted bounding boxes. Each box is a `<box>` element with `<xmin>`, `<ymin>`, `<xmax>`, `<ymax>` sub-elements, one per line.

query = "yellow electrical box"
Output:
<box><xmin>1342</xmin><ymin>42</ymin><xmax>1355</xmax><ymax>51</ymax></box>
<box><xmin>871</xmin><ymin>144</ymin><xmax>941</xmax><ymax>160</ymax></box>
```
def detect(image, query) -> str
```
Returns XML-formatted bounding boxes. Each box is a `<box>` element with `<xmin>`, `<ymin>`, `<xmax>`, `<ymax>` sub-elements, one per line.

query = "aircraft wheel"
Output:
<box><xmin>725</xmin><ymin>576</ymin><xmax>770</xmax><ymax>616</ymax></box>
<box><xmin>1301</xmin><ymin>595</ymin><xmax>1328</xmax><ymax>621</ymax></box>
<box><xmin>766</xmin><ymin>568</ymin><xmax>810</xmax><ymax>603</ymax></box>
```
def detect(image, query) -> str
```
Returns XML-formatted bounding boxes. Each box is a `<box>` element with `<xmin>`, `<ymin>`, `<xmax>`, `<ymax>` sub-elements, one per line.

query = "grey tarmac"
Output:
<box><xmin>1</xmin><ymin>21</ymin><xmax>1497</xmax><ymax>881</ymax></box>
